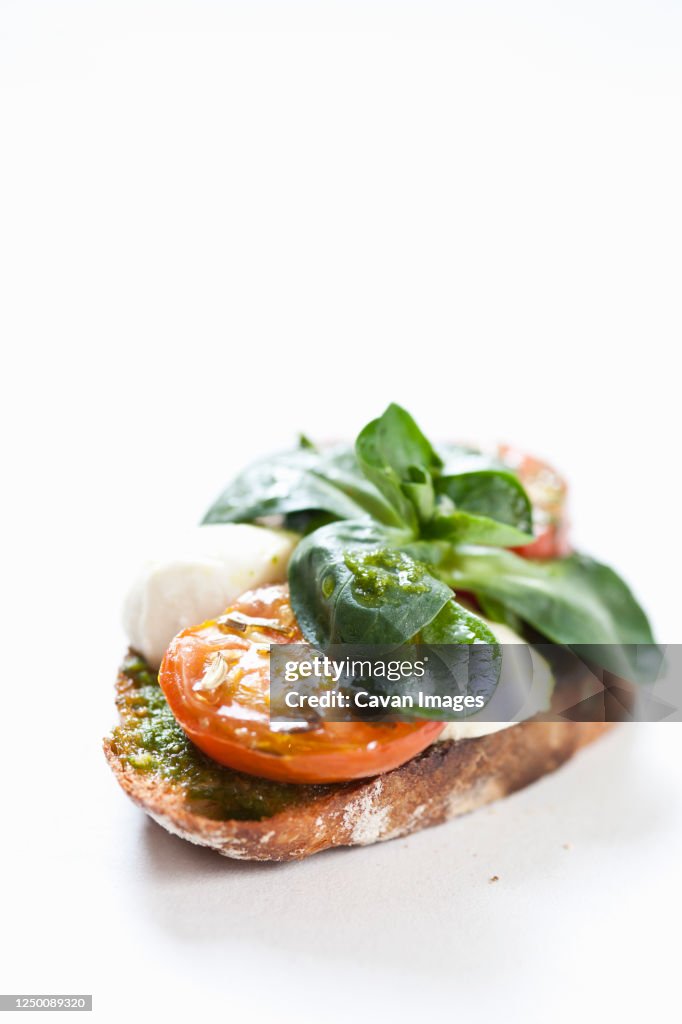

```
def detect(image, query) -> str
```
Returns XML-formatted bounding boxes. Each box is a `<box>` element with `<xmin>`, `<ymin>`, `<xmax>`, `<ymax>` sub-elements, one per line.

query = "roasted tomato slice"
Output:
<box><xmin>159</xmin><ymin>583</ymin><xmax>444</xmax><ymax>784</ymax></box>
<box><xmin>498</xmin><ymin>445</ymin><xmax>570</xmax><ymax>559</ymax></box>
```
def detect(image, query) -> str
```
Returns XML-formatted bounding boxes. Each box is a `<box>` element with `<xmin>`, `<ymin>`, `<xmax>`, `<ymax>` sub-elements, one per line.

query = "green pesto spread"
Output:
<box><xmin>110</xmin><ymin>655</ymin><xmax>332</xmax><ymax>821</ymax></box>
<box><xmin>344</xmin><ymin>547</ymin><xmax>430</xmax><ymax>603</ymax></box>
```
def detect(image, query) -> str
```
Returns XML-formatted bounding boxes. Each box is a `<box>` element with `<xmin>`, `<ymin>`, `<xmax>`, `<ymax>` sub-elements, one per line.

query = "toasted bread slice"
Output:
<box><xmin>104</xmin><ymin>654</ymin><xmax>612</xmax><ymax>861</ymax></box>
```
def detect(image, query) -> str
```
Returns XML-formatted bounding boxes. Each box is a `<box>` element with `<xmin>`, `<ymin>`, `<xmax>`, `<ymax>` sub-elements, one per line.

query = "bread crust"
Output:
<box><xmin>104</xmin><ymin>713</ymin><xmax>612</xmax><ymax>861</ymax></box>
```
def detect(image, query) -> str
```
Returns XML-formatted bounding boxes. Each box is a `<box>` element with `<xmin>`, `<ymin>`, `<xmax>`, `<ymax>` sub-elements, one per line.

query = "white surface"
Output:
<box><xmin>1</xmin><ymin>2</ymin><xmax>681</xmax><ymax>1022</ymax></box>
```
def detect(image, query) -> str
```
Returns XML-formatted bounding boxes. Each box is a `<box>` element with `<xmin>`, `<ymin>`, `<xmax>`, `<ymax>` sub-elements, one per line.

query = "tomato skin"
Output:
<box><xmin>171</xmin><ymin>715</ymin><xmax>445</xmax><ymax>785</ymax></box>
<box><xmin>513</xmin><ymin>523</ymin><xmax>569</xmax><ymax>560</ymax></box>
<box><xmin>498</xmin><ymin>446</ymin><xmax>570</xmax><ymax>559</ymax></box>
<box><xmin>159</xmin><ymin>584</ymin><xmax>444</xmax><ymax>784</ymax></box>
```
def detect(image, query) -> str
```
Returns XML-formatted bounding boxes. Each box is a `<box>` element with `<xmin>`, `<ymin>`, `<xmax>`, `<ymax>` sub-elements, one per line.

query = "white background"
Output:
<box><xmin>1</xmin><ymin>2</ymin><xmax>681</xmax><ymax>1022</ymax></box>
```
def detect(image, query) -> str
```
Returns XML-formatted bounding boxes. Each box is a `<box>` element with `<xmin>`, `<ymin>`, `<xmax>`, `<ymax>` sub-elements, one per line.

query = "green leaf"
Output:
<box><xmin>281</xmin><ymin>510</ymin><xmax>337</xmax><ymax>536</ymax></box>
<box><xmin>421</xmin><ymin>598</ymin><xmax>500</xmax><ymax>645</ymax></box>
<box><xmin>474</xmin><ymin>594</ymin><xmax>524</xmax><ymax>634</ymax></box>
<box><xmin>288</xmin><ymin>520</ymin><xmax>453</xmax><ymax>646</ymax></box>
<box><xmin>355</xmin><ymin>404</ymin><xmax>442</xmax><ymax>528</ymax></box>
<box><xmin>202</xmin><ymin>445</ymin><xmax>402</xmax><ymax>528</ymax></box>
<box><xmin>425</xmin><ymin>509</ymin><xmax>533</xmax><ymax>547</ymax></box>
<box><xmin>443</xmin><ymin>547</ymin><xmax>656</xmax><ymax>679</ymax></box>
<box><xmin>357</xmin><ymin>403</ymin><xmax>442</xmax><ymax>479</ymax></box>
<box><xmin>400</xmin><ymin>466</ymin><xmax>436</xmax><ymax>524</ymax></box>
<box><xmin>416</xmin><ymin>599</ymin><xmax>502</xmax><ymax>718</ymax></box>
<box><xmin>316</xmin><ymin>448</ymin><xmax>406</xmax><ymax>526</ymax></box>
<box><xmin>399</xmin><ymin>538</ymin><xmax>455</xmax><ymax>569</ymax></box>
<box><xmin>436</xmin><ymin>470</ymin><xmax>533</xmax><ymax>536</ymax></box>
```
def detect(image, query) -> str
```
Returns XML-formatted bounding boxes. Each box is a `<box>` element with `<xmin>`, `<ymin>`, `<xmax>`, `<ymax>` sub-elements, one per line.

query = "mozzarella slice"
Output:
<box><xmin>434</xmin><ymin>618</ymin><xmax>554</xmax><ymax>743</ymax></box>
<box><xmin>123</xmin><ymin>524</ymin><xmax>297</xmax><ymax>668</ymax></box>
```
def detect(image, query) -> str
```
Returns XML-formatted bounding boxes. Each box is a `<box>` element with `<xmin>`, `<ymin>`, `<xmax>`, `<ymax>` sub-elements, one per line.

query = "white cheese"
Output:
<box><xmin>437</xmin><ymin>720</ymin><xmax>515</xmax><ymax>742</ymax></box>
<box><xmin>431</xmin><ymin>618</ymin><xmax>554</xmax><ymax>744</ymax></box>
<box><xmin>122</xmin><ymin>524</ymin><xmax>297</xmax><ymax>668</ymax></box>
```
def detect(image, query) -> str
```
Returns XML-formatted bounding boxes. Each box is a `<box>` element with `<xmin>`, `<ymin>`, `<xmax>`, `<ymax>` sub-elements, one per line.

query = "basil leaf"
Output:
<box><xmin>444</xmin><ymin>547</ymin><xmax>656</xmax><ymax>679</ymax></box>
<box><xmin>421</xmin><ymin>598</ymin><xmax>500</xmax><ymax>645</ymax></box>
<box><xmin>400</xmin><ymin>466</ymin><xmax>436</xmax><ymax>524</ymax></box>
<box><xmin>316</xmin><ymin>447</ymin><xmax>406</xmax><ymax>526</ymax></box>
<box><xmin>474</xmin><ymin>594</ymin><xmax>524</xmax><ymax>634</ymax></box>
<box><xmin>355</xmin><ymin>404</ymin><xmax>442</xmax><ymax>528</ymax></box>
<box><xmin>436</xmin><ymin>470</ymin><xmax>533</xmax><ymax>536</ymax></box>
<box><xmin>202</xmin><ymin>445</ymin><xmax>402</xmax><ymax>527</ymax></box>
<box><xmin>425</xmin><ymin>509</ymin><xmax>533</xmax><ymax>547</ymax></box>
<box><xmin>416</xmin><ymin>599</ymin><xmax>502</xmax><ymax>719</ymax></box>
<box><xmin>281</xmin><ymin>510</ymin><xmax>336</xmax><ymax>536</ymax></box>
<box><xmin>399</xmin><ymin>538</ymin><xmax>455</xmax><ymax>569</ymax></box>
<box><xmin>357</xmin><ymin>403</ymin><xmax>442</xmax><ymax>478</ymax></box>
<box><xmin>288</xmin><ymin>519</ymin><xmax>453</xmax><ymax>646</ymax></box>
